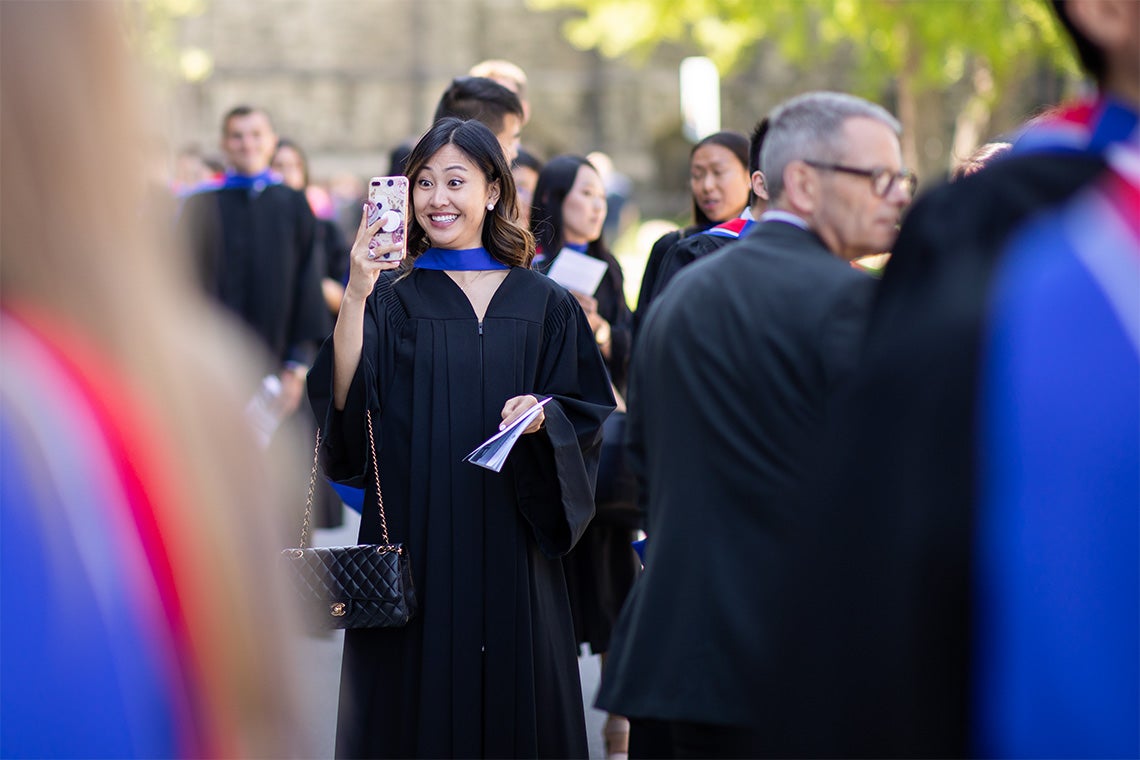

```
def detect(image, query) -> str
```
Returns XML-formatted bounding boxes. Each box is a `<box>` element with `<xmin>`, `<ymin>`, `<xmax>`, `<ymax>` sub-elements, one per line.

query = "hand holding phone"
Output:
<box><xmin>367</xmin><ymin>175</ymin><xmax>408</xmax><ymax>261</ymax></box>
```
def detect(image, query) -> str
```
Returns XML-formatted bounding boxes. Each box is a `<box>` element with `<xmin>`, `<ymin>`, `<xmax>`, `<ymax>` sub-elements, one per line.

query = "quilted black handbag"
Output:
<box><xmin>280</xmin><ymin>411</ymin><xmax>417</xmax><ymax>630</ymax></box>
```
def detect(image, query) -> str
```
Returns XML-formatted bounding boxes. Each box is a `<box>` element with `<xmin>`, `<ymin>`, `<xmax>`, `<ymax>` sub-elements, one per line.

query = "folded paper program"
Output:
<box><xmin>546</xmin><ymin>248</ymin><xmax>608</xmax><ymax>295</ymax></box>
<box><xmin>464</xmin><ymin>397</ymin><xmax>551</xmax><ymax>472</ymax></box>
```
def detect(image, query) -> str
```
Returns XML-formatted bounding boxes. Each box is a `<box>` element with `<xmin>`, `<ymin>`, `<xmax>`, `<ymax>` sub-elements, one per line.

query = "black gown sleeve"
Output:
<box><xmin>512</xmin><ymin>293</ymin><xmax>616</xmax><ymax>557</ymax></box>
<box><xmin>595</xmin><ymin>251</ymin><xmax>634</xmax><ymax>395</ymax></box>
<box><xmin>176</xmin><ymin>192</ymin><xmax>223</xmax><ymax>296</ymax></box>
<box><xmin>632</xmin><ymin>229</ymin><xmax>682</xmax><ymax>340</ymax></box>
<box><xmin>650</xmin><ymin>232</ymin><xmax>725</xmax><ymax>304</ymax></box>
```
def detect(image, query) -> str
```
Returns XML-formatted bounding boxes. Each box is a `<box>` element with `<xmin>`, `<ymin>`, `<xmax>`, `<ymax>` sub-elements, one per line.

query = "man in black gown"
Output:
<box><xmin>180</xmin><ymin>105</ymin><xmax>329</xmax><ymax>432</ymax></box>
<box><xmin>596</xmin><ymin>92</ymin><xmax>912</xmax><ymax>758</ymax></box>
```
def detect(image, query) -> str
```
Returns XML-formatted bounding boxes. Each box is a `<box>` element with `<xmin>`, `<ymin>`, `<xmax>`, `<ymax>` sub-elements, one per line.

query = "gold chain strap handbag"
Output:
<box><xmin>280</xmin><ymin>411</ymin><xmax>417</xmax><ymax>629</ymax></box>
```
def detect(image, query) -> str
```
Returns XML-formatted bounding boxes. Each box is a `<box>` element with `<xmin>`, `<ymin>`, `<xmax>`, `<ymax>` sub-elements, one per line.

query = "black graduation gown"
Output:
<box><xmin>597</xmin><ymin>223</ymin><xmax>876</xmax><ymax>729</ymax></box>
<box><xmin>538</xmin><ymin>250</ymin><xmax>638</xmax><ymax>654</ymax></box>
<box><xmin>307</xmin><ymin>266</ymin><xmax>615</xmax><ymax>759</ymax></box>
<box><xmin>318</xmin><ymin>217</ymin><xmax>351</xmax><ymax>285</ymax></box>
<box><xmin>632</xmin><ymin>228</ymin><xmax>684</xmax><ymax>341</ymax></box>
<box><xmin>180</xmin><ymin>184</ymin><xmax>329</xmax><ymax>367</ymax></box>
<box><xmin>180</xmin><ymin>184</ymin><xmax>338</xmax><ymax>526</ymax></box>
<box><xmin>650</xmin><ymin>230</ymin><xmax>737</xmax><ymax>303</ymax></box>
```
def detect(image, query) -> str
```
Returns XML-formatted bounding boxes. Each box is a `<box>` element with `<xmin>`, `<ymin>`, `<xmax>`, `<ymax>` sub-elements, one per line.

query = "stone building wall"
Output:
<box><xmin>165</xmin><ymin>0</ymin><xmax>1064</xmax><ymax>223</ymax></box>
<box><xmin>168</xmin><ymin>0</ymin><xmax>705</xmax><ymax>218</ymax></box>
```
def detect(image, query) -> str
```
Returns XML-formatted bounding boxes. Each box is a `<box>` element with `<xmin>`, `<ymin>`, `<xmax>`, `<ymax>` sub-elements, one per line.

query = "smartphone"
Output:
<box><xmin>367</xmin><ymin>175</ymin><xmax>408</xmax><ymax>261</ymax></box>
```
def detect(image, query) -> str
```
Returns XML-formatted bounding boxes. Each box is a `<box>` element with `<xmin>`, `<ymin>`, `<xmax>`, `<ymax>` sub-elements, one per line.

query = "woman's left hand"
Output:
<box><xmin>500</xmin><ymin>394</ymin><xmax>545</xmax><ymax>435</ymax></box>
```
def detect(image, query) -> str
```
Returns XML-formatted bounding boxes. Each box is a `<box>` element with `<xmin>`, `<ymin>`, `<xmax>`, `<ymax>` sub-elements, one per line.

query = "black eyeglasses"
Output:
<box><xmin>803</xmin><ymin>160</ymin><xmax>917</xmax><ymax>198</ymax></box>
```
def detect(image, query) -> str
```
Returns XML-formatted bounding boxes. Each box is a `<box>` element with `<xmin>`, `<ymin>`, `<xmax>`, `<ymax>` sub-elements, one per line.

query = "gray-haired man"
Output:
<box><xmin>596</xmin><ymin>91</ymin><xmax>912</xmax><ymax>758</ymax></box>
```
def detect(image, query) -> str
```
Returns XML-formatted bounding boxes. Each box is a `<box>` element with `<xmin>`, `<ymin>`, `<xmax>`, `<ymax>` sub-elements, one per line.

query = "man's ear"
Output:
<box><xmin>751</xmin><ymin>171</ymin><xmax>769</xmax><ymax>201</ymax></box>
<box><xmin>781</xmin><ymin>161</ymin><xmax>817</xmax><ymax>215</ymax></box>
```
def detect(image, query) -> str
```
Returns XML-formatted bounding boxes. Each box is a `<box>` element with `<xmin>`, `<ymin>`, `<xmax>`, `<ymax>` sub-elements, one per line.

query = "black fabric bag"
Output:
<box><xmin>280</xmin><ymin>410</ymin><xmax>417</xmax><ymax>630</ymax></box>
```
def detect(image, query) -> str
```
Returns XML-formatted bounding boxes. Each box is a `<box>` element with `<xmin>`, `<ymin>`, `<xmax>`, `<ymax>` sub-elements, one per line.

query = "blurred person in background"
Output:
<box><xmin>272</xmin><ymin>137</ymin><xmax>351</xmax><ymax>528</ymax></box>
<box><xmin>633</xmin><ymin>131</ymin><xmax>751</xmax><ymax>339</ymax></box>
<box><xmin>512</xmin><ymin>148</ymin><xmax>544</xmax><ymax>227</ymax></box>
<box><xmin>171</xmin><ymin>143</ymin><xmax>220</xmax><ymax>195</ymax></box>
<box><xmin>434</xmin><ymin>76</ymin><xmax>526</xmax><ymax>163</ymax></box>
<box><xmin>587</xmin><ymin>150</ymin><xmax>637</xmax><ymax>244</ymax></box>
<box><xmin>650</xmin><ymin>119</ymin><xmax>770</xmax><ymax>300</ymax></box>
<box><xmin>529</xmin><ymin>154</ymin><xmax>638</xmax><ymax>758</ymax></box>
<box><xmin>179</xmin><ymin>105</ymin><xmax>332</xmax><ymax>527</ymax></box>
<box><xmin>179</xmin><ymin>105</ymin><xmax>330</xmax><ymax>439</ymax></box>
<box><xmin>272</xmin><ymin>137</ymin><xmax>352</xmax><ymax>315</ymax></box>
<box><xmin>972</xmin><ymin>138</ymin><xmax>1139</xmax><ymax>759</ymax></box>
<box><xmin>0</xmin><ymin>2</ymin><xmax>308</xmax><ymax>756</ymax></box>
<box><xmin>469</xmin><ymin>58</ymin><xmax>532</xmax><ymax>126</ymax></box>
<box><xmin>387</xmin><ymin>140</ymin><xmax>414</xmax><ymax>177</ymax></box>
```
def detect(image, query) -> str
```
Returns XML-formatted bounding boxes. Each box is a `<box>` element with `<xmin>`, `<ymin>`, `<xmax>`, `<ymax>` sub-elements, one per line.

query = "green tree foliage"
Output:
<box><xmin>121</xmin><ymin>0</ymin><xmax>211</xmax><ymax>81</ymax></box>
<box><xmin>528</xmin><ymin>0</ymin><xmax>1081</xmax><ymax>173</ymax></box>
<box><xmin>528</xmin><ymin>0</ymin><xmax>1076</xmax><ymax>92</ymax></box>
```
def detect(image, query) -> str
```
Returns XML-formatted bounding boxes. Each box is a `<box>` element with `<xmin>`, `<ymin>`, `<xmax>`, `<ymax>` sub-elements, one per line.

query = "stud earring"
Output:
<box><xmin>487</xmin><ymin>202</ymin><xmax>495</xmax><ymax>211</ymax></box>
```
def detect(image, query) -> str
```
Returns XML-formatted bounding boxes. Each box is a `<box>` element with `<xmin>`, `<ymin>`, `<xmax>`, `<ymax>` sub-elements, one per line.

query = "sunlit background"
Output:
<box><xmin>128</xmin><ymin>0</ymin><xmax>1083</xmax><ymax>297</ymax></box>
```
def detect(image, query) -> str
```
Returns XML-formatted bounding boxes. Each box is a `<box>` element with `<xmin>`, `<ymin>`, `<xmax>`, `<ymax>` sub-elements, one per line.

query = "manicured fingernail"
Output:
<box><xmin>499</xmin><ymin>423</ymin><xmax>505</xmax><ymax>430</ymax></box>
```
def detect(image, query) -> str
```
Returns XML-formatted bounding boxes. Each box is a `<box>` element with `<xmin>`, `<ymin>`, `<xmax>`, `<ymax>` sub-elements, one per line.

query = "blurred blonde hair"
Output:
<box><xmin>1</xmin><ymin>2</ymin><xmax>309</xmax><ymax>755</ymax></box>
<box><xmin>469</xmin><ymin>58</ymin><xmax>529</xmax><ymax>97</ymax></box>
<box><xmin>469</xmin><ymin>58</ymin><xmax>531</xmax><ymax>124</ymax></box>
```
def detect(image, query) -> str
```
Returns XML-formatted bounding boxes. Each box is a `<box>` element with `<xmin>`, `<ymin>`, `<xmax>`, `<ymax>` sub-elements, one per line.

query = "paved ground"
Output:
<box><xmin>295</xmin><ymin>505</ymin><xmax>610</xmax><ymax>759</ymax></box>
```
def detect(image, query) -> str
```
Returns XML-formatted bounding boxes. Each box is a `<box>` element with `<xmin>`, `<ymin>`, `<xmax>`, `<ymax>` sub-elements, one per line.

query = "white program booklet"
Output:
<box><xmin>463</xmin><ymin>397</ymin><xmax>552</xmax><ymax>472</ymax></box>
<box><xmin>545</xmin><ymin>248</ymin><xmax>609</xmax><ymax>295</ymax></box>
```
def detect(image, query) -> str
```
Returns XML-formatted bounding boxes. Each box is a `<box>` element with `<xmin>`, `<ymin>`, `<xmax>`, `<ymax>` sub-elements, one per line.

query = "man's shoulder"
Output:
<box><xmin>908</xmin><ymin>152</ymin><xmax>1105</xmax><ymax>243</ymax></box>
<box><xmin>728</xmin><ymin>221</ymin><xmax>832</xmax><ymax>264</ymax></box>
<box><xmin>673</xmin><ymin>229</ymin><xmax>735</xmax><ymax>259</ymax></box>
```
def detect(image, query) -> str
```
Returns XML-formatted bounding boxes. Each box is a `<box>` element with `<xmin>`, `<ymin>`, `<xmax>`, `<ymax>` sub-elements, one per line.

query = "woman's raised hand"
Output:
<box><xmin>500</xmin><ymin>395</ymin><xmax>545</xmax><ymax>435</ymax></box>
<box><xmin>345</xmin><ymin>202</ymin><xmax>403</xmax><ymax>301</ymax></box>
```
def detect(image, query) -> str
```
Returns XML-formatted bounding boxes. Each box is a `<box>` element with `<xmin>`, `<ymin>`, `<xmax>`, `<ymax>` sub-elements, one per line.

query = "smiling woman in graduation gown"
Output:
<box><xmin>308</xmin><ymin>118</ymin><xmax>614</xmax><ymax>759</ymax></box>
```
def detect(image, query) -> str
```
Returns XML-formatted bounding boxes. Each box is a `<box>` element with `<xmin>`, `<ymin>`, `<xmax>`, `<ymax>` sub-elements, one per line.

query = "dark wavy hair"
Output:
<box><xmin>402</xmin><ymin>117</ymin><xmax>535</xmax><ymax>269</ymax></box>
<box><xmin>690</xmin><ymin>130</ymin><xmax>750</xmax><ymax>228</ymax></box>
<box><xmin>529</xmin><ymin>154</ymin><xmax>624</xmax><ymax>293</ymax></box>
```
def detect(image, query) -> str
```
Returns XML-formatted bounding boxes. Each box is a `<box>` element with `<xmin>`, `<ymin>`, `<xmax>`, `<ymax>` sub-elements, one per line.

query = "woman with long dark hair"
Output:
<box><xmin>530</xmin><ymin>154</ymin><xmax>638</xmax><ymax>757</ymax></box>
<box><xmin>308</xmin><ymin>118</ymin><xmax>615</xmax><ymax>758</ymax></box>
<box><xmin>633</xmin><ymin>131</ymin><xmax>751</xmax><ymax>336</ymax></box>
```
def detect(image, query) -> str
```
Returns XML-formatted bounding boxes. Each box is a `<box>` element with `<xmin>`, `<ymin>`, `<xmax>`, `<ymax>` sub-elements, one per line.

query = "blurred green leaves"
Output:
<box><xmin>527</xmin><ymin>0</ymin><xmax>1079</xmax><ymax>97</ymax></box>
<box><xmin>121</xmin><ymin>0</ymin><xmax>211</xmax><ymax>81</ymax></box>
